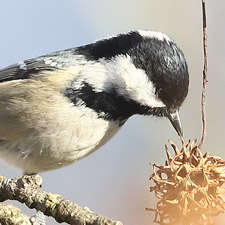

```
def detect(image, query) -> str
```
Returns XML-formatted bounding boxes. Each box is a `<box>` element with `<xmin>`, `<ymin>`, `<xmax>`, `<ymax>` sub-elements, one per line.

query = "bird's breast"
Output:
<box><xmin>0</xmin><ymin>81</ymin><xmax>123</xmax><ymax>173</ymax></box>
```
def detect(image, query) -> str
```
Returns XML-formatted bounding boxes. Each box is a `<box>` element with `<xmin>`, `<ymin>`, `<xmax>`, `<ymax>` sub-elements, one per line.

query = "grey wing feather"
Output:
<box><xmin>0</xmin><ymin>48</ymin><xmax>78</xmax><ymax>83</ymax></box>
<box><xmin>0</xmin><ymin>60</ymin><xmax>55</xmax><ymax>83</ymax></box>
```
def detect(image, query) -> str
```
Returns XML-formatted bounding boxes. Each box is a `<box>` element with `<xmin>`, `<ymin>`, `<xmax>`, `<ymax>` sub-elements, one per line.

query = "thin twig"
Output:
<box><xmin>198</xmin><ymin>0</ymin><xmax>208</xmax><ymax>149</ymax></box>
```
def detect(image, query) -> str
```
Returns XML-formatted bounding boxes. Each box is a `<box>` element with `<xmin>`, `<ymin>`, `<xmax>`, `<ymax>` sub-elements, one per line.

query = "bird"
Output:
<box><xmin>0</xmin><ymin>30</ymin><xmax>189</xmax><ymax>175</ymax></box>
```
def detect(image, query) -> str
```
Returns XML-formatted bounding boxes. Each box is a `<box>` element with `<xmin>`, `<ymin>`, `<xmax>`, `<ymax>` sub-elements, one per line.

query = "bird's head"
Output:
<box><xmin>127</xmin><ymin>30</ymin><xmax>189</xmax><ymax>136</ymax></box>
<box><xmin>74</xmin><ymin>30</ymin><xmax>189</xmax><ymax>137</ymax></box>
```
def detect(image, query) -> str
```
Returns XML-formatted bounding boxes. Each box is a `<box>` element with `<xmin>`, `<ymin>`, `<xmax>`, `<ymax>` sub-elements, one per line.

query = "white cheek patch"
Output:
<box><xmin>105</xmin><ymin>55</ymin><xmax>165</xmax><ymax>108</ymax></box>
<box><xmin>74</xmin><ymin>55</ymin><xmax>165</xmax><ymax>109</ymax></box>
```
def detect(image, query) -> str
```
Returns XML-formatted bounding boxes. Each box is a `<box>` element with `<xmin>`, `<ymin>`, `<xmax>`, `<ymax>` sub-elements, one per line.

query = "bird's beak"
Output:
<box><xmin>167</xmin><ymin>110</ymin><xmax>183</xmax><ymax>137</ymax></box>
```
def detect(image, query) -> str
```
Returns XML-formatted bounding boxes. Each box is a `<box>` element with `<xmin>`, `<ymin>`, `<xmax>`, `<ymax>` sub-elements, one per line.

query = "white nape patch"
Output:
<box><xmin>18</xmin><ymin>61</ymin><xmax>27</xmax><ymax>70</ymax></box>
<box><xmin>138</xmin><ymin>30</ymin><xmax>171</xmax><ymax>42</ymax></box>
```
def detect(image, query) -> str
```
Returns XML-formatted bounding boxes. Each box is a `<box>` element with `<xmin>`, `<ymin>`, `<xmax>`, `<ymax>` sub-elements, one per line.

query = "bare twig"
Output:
<box><xmin>198</xmin><ymin>0</ymin><xmax>208</xmax><ymax>149</ymax></box>
<box><xmin>0</xmin><ymin>175</ymin><xmax>122</xmax><ymax>225</ymax></box>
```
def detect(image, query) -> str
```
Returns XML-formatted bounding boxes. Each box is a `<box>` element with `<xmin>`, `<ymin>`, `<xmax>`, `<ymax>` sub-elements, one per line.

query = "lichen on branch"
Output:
<box><xmin>0</xmin><ymin>175</ymin><xmax>122</xmax><ymax>225</ymax></box>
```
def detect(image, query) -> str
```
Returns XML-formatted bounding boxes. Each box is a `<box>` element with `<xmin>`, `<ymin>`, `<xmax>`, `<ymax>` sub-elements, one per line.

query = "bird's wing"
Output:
<box><xmin>0</xmin><ymin>48</ymin><xmax>78</xmax><ymax>83</ymax></box>
<box><xmin>0</xmin><ymin>60</ymin><xmax>56</xmax><ymax>83</ymax></box>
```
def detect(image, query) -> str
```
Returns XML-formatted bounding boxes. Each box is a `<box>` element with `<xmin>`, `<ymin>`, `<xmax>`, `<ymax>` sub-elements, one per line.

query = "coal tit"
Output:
<box><xmin>0</xmin><ymin>30</ymin><xmax>189</xmax><ymax>174</ymax></box>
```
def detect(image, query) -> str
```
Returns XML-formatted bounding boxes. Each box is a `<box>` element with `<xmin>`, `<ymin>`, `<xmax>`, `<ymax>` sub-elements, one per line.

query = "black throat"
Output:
<box><xmin>64</xmin><ymin>82</ymin><xmax>150</xmax><ymax>122</ymax></box>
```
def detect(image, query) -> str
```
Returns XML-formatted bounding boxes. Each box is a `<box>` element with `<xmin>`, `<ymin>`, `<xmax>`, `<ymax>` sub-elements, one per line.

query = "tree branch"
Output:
<box><xmin>198</xmin><ymin>0</ymin><xmax>208</xmax><ymax>149</ymax></box>
<box><xmin>0</xmin><ymin>175</ymin><xmax>122</xmax><ymax>225</ymax></box>
<box><xmin>0</xmin><ymin>202</ymin><xmax>31</xmax><ymax>225</ymax></box>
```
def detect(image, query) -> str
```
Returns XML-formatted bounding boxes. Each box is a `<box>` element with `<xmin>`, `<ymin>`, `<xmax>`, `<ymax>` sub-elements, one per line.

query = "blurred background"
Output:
<box><xmin>0</xmin><ymin>0</ymin><xmax>224</xmax><ymax>224</ymax></box>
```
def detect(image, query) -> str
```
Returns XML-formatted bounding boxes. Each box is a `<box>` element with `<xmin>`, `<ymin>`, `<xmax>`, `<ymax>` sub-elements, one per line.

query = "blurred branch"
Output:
<box><xmin>198</xmin><ymin>0</ymin><xmax>208</xmax><ymax>149</ymax></box>
<box><xmin>0</xmin><ymin>175</ymin><xmax>122</xmax><ymax>225</ymax></box>
<box><xmin>0</xmin><ymin>202</ymin><xmax>31</xmax><ymax>225</ymax></box>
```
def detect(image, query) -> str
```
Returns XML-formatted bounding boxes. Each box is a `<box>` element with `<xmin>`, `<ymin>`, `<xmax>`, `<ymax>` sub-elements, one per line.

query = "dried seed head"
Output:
<box><xmin>147</xmin><ymin>140</ymin><xmax>225</xmax><ymax>225</ymax></box>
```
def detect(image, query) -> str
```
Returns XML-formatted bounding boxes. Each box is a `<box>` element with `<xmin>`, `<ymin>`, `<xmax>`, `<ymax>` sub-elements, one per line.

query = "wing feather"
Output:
<box><xmin>0</xmin><ymin>48</ymin><xmax>78</xmax><ymax>83</ymax></box>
